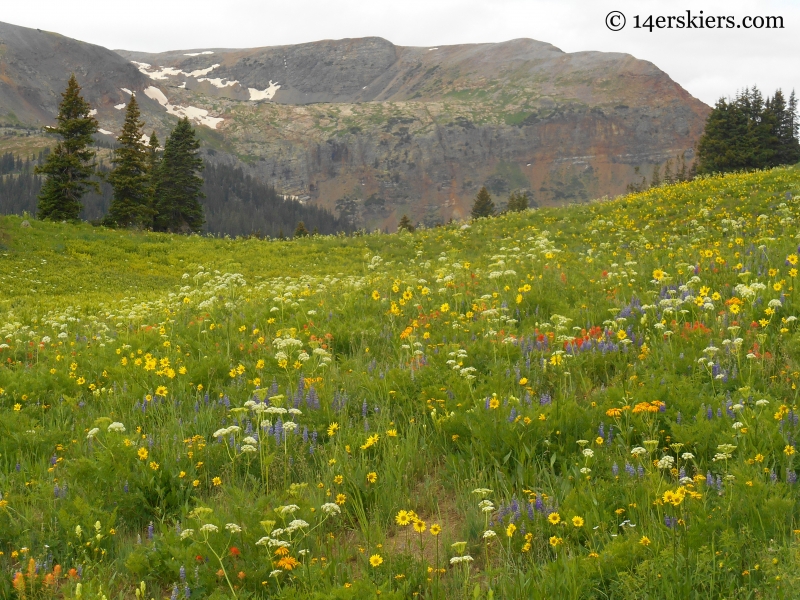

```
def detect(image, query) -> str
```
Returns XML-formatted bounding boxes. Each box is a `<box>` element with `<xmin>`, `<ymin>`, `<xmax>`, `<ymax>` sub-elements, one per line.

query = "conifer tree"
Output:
<box><xmin>662</xmin><ymin>160</ymin><xmax>673</xmax><ymax>185</ymax></box>
<box><xmin>106</xmin><ymin>96</ymin><xmax>151</xmax><ymax>228</ymax></box>
<box><xmin>471</xmin><ymin>187</ymin><xmax>495</xmax><ymax>219</ymax></box>
<box><xmin>146</xmin><ymin>130</ymin><xmax>161</xmax><ymax>200</ymax></box>
<box><xmin>676</xmin><ymin>153</ymin><xmax>687</xmax><ymax>182</ymax></box>
<box><xmin>507</xmin><ymin>190</ymin><xmax>529</xmax><ymax>212</ymax></box>
<box><xmin>35</xmin><ymin>74</ymin><xmax>98</xmax><ymax>220</ymax></box>
<box><xmin>650</xmin><ymin>164</ymin><xmax>661</xmax><ymax>188</ymax></box>
<box><xmin>294</xmin><ymin>220</ymin><xmax>309</xmax><ymax>237</ymax></box>
<box><xmin>153</xmin><ymin>118</ymin><xmax>205</xmax><ymax>233</ymax></box>
<box><xmin>397</xmin><ymin>214</ymin><xmax>415</xmax><ymax>232</ymax></box>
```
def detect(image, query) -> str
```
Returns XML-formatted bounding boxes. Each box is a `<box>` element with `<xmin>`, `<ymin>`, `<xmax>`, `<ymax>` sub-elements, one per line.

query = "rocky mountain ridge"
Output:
<box><xmin>0</xmin><ymin>21</ymin><xmax>710</xmax><ymax>229</ymax></box>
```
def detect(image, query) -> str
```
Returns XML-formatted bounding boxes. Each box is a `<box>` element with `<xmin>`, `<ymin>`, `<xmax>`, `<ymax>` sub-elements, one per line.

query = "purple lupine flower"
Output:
<box><xmin>676</xmin><ymin>412</ymin><xmax>682</xmax><ymax>425</ymax></box>
<box><xmin>184</xmin><ymin>586</ymin><xmax>191</xmax><ymax>599</ymax></box>
<box><xmin>180</xmin><ymin>565</ymin><xmax>186</xmax><ymax>581</ymax></box>
<box><xmin>788</xmin><ymin>470</ymin><xmax>797</xmax><ymax>484</ymax></box>
<box><xmin>148</xmin><ymin>522</ymin><xmax>154</xmax><ymax>540</ymax></box>
<box><xmin>625</xmin><ymin>462</ymin><xmax>635</xmax><ymax>477</ymax></box>
<box><xmin>612</xmin><ymin>463</ymin><xmax>619</xmax><ymax>477</ymax></box>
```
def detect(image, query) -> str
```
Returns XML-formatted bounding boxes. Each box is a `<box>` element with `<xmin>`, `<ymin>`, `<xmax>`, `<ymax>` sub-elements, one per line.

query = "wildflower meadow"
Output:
<box><xmin>2</xmin><ymin>166</ymin><xmax>800</xmax><ymax>598</ymax></box>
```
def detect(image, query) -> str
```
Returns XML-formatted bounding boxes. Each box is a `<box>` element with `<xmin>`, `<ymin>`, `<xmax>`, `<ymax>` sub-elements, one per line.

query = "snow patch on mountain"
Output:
<box><xmin>144</xmin><ymin>86</ymin><xmax>224</xmax><ymax>129</ymax></box>
<box><xmin>198</xmin><ymin>77</ymin><xmax>239</xmax><ymax>89</ymax></box>
<box><xmin>98</xmin><ymin>129</ymin><xmax>114</xmax><ymax>135</ymax></box>
<box><xmin>249</xmin><ymin>81</ymin><xmax>281</xmax><ymax>101</ymax></box>
<box><xmin>184</xmin><ymin>51</ymin><xmax>214</xmax><ymax>56</ymax></box>
<box><xmin>114</xmin><ymin>103</ymin><xmax>126</xmax><ymax>110</ymax></box>
<box><xmin>121</xmin><ymin>88</ymin><xmax>132</xmax><ymax>95</ymax></box>
<box><xmin>132</xmin><ymin>61</ymin><xmax>220</xmax><ymax>81</ymax></box>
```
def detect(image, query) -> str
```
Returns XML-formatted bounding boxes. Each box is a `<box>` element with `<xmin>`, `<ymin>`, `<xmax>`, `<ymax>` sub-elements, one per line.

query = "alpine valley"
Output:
<box><xmin>0</xmin><ymin>20</ymin><xmax>709</xmax><ymax>230</ymax></box>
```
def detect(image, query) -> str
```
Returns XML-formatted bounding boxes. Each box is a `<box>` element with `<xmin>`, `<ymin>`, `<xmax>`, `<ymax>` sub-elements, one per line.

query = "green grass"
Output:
<box><xmin>1</xmin><ymin>166</ymin><xmax>800</xmax><ymax>598</ymax></box>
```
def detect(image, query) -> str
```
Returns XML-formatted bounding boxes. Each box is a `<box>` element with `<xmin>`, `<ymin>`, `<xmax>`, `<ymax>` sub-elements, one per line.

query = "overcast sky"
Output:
<box><xmin>4</xmin><ymin>0</ymin><xmax>798</xmax><ymax>106</ymax></box>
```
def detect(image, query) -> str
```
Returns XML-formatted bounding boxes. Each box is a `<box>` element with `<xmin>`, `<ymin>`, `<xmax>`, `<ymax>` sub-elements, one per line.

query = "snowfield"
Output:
<box><xmin>249</xmin><ymin>81</ymin><xmax>281</xmax><ymax>101</ymax></box>
<box><xmin>144</xmin><ymin>86</ymin><xmax>224</xmax><ymax>129</ymax></box>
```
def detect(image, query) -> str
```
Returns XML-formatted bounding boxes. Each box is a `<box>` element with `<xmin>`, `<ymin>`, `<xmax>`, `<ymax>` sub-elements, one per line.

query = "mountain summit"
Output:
<box><xmin>0</xmin><ymin>22</ymin><xmax>709</xmax><ymax>228</ymax></box>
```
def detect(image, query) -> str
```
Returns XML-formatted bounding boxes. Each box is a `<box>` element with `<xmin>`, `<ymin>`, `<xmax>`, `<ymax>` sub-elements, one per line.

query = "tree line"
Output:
<box><xmin>26</xmin><ymin>75</ymin><xmax>345</xmax><ymax>237</ymax></box>
<box><xmin>696</xmin><ymin>87</ymin><xmax>800</xmax><ymax>174</ymax></box>
<box><xmin>35</xmin><ymin>74</ymin><xmax>206</xmax><ymax>232</ymax></box>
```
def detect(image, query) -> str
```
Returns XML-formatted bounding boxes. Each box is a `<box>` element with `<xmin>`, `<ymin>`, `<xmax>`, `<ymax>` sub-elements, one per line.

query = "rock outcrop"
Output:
<box><xmin>0</xmin><ymin>22</ymin><xmax>710</xmax><ymax>228</ymax></box>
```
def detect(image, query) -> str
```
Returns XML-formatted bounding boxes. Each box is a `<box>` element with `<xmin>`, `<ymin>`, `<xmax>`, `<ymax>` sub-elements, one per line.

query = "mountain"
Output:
<box><xmin>0</xmin><ymin>21</ymin><xmax>710</xmax><ymax>230</ymax></box>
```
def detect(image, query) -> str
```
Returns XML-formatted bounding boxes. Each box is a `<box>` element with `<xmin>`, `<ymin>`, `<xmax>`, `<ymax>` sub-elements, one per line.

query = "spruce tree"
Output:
<box><xmin>35</xmin><ymin>74</ymin><xmax>98</xmax><ymax>221</ymax></box>
<box><xmin>153</xmin><ymin>118</ymin><xmax>205</xmax><ymax>233</ymax></box>
<box><xmin>397</xmin><ymin>214</ymin><xmax>415</xmax><ymax>232</ymax></box>
<box><xmin>650</xmin><ymin>164</ymin><xmax>661</xmax><ymax>188</ymax></box>
<box><xmin>676</xmin><ymin>153</ymin><xmax>687</xmax><ymax>182</ymax></box>
<box><xmin>471</xmin><ymin>187</ymin><xmax>495</xmax><ymax>219</ymax></box>
<box><xmin>507</xmin><ymin>190</ymin><xmax>529</xmax><ymax>212</ymax></box>
<box><xmin>294</xmin><ymin>221</ymin><xmax>309</xmax><ymax>237</ymax></box>
<box><xmin>106</xmin><ymin>96</ymin><xmax>151</xmax><ymax>227</ymax></box>
<box><xmin>147</xmin><ymin>130</ymin><xmax>162</xmax><ymax>199</ymax></box>
<box><xmin>662</xmin><ymin>160</ymin><xmax>673</xmax><ymax>185</ymax></box>
<box><xmin>696</xmin><ymin>97</ymin><xmax>751</xmax><ymax>173</ymax></box>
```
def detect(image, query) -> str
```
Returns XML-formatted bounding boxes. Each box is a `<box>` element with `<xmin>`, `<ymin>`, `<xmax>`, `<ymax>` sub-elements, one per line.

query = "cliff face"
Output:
<box><xmin>0</xmin><ymin>22</ymin><xmax>709</xmax><ymax>228</ymax></box>
<box><xmin>118</xmin><ymin>37</ymin><xmax>709</xmax><ymax>227</ymax></box>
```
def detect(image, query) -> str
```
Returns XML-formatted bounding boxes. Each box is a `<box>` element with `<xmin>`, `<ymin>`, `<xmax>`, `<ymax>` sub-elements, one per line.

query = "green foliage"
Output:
<box><xmin>153</xmin><ymin>117</ymin><xmax>205</xmax><ymax>233</ymax></box>
<box><xmin>35</xmin><ymin>74</ymin><xmax>99</xmax><ymax>221</ymax></box>
<box><xmin>294</xmin><ymin>220</ymin><xmax>310</xmax><ymax>237</ymax></box>
<box><xmin>1</xmin><ymin>166</ymin><xmax>800</xmax><ymax>597</ymax></box>
<box><xmin>471</xmin><ymin>186</ymin><xmax>495</xmax><ymax>219</ymax></box>
<box><xmin>506</xmin><ymin>190</ymin><xmax>529</xmax><ymax>212</ymax></box>
<box><xmin>105</xmin><ymin>96</ymin><xmax>153</xmax><ymax>228</ymax></box>
<box><xmin>698</xmin><ymin>87</ymin><xmax>800</xmax><ymax>175</ymax></box>
<box><xmin>397</xmin><ymin>214</ymin><xmax>415</xmax><ymax>233</ymax></box>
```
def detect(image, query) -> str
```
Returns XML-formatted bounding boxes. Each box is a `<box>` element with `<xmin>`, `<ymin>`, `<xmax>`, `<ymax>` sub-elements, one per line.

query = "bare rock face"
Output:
<box><xmin>119</xmin><ymin>37</ymin><xmax>710</xmax><ymax>227</ymax></box>
<box><xmin>0</xmin><ymin>21</ymin><xmax>710</xmax><ymax>228</ymax></box>
<box><xmin>0</xmin><ymin>22</ymin><xmax>166</xmax><ymax>129</ymax></box>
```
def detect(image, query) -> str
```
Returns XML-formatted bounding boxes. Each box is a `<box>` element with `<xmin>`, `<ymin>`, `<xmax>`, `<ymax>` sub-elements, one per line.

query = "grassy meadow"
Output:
<box><xmin>2</xmin><ymin>166</ymin><xmax>800</xmax><ymax>598</ymax></box>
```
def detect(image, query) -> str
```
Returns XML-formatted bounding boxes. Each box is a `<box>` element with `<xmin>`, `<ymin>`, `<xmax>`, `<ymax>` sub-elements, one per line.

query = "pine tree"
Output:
<box><xmin>662</xmin><ymin>160</ymin><xmax>673</xmax><ymax>185</ymax></box>
<box><xmin>146</xmin><ymin>130</ymin><xmax>161</xmax><ymax>202</ymax></box>
<box><xmin>35</xmin><ymin>74</ymin><xmax>98</xmax><ymax>220</ymax></box>
<box><xmin>106</xmin><ymin>96</ymin><xmax>151</xmax><ymax>228</ymax></box>
<box><xmin>676</xmin><ymin>153</ymin><xmax>687</xmax><ymax>182</ymax></box>
<box><xmin>773</xmin><ymin>90</ymin><xmax>800</xmax><ymax>166</ymax></box>
<box><xmin>650</xmin><ymin>164</ymin><xmax>661</xmax><ymax>188</ymax></box>
<box><xmin>471</xmin><ymin>187</ymin><xmax>495</xmax><ymax>219</ymax></box>
<box><xmin>397</xmin><ymin>214</ymin><xmax>415</xmax><ymax>232</ymax></box>
<box><xmin>507</xmin><ymin>190</ymin><xmax>529</xmax><ymax>212</ymax></box>
<box><xmin>153</xmin><ymin>118</ymin><xmax>205</xmax><ymax>233</ymax></box>
<box><xmin>294</xmin><ymin>220</ymin><xmax>309</xmax><ymax>237</ymax></box>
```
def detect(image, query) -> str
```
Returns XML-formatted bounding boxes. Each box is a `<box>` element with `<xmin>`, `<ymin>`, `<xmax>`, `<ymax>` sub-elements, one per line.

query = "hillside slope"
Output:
<box><xmin>0</xmin><ymin>167</ymin><xmax>799</xmax><ymax>597</ymax></box>
<box><xmin>0</xmin><ymin>21</ymin><xmax>709</xmax><ymax>230</ymax></box>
